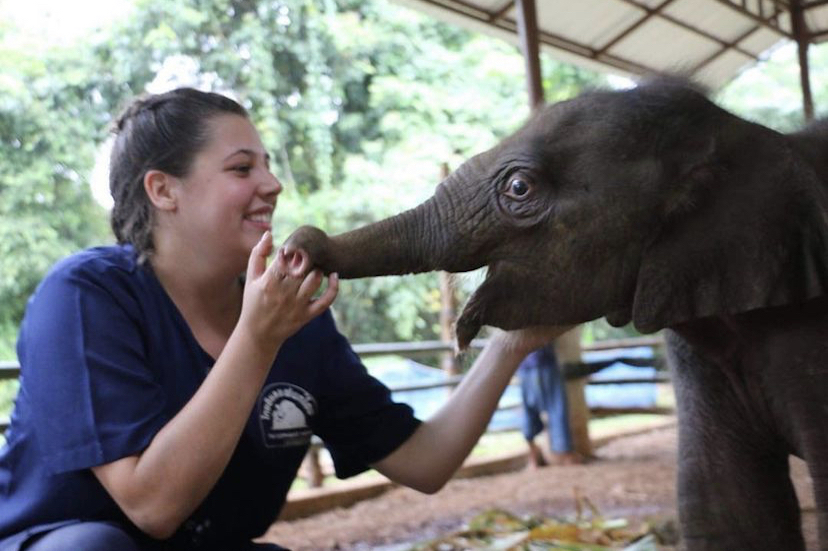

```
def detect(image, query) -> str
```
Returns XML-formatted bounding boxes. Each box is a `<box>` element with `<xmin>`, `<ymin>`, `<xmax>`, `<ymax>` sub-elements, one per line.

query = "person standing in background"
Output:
<box><xmin>518</xmin><ymin>337</ymin><xmax>583</xmax><ymax>467</ymax></box>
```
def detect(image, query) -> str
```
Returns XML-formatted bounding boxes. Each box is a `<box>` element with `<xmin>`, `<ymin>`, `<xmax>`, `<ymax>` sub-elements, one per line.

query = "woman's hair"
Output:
<box><xmin>109</xmin><ymin>87</ymin><xmax>248</xmax><ymax>260</ymax></box>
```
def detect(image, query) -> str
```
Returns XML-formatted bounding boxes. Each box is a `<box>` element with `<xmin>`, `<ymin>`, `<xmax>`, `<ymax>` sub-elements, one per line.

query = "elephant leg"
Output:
<box><xmin>676</xmin><ymin>434</ymin><xmax>802</xmax><ymax>551</ymax></box>
<box><xmin>754</xmin><ymin>314</ymin><xmax>828</xmax><ymax>551</ymax></box>
<box><xmin>808</xmin><ymin>466</ymin><xmax>828</xmax><ymax>551</ymax></box>
<box><xmin>667</xmin><ymin>333</ymin><xmax>805</xmax><ymax>551</ymax></box>
<box><xmin>790</xmin><ymin>388</ymin><xmax>828</xmax><ymax>550</ymax></box>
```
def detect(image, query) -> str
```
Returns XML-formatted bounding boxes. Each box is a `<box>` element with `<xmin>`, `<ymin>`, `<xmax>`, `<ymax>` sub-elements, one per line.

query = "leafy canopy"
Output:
<box><xmin>3</xmin><ymin>0</ymin><xmax>827</xmax><ymax>358</ymax></box>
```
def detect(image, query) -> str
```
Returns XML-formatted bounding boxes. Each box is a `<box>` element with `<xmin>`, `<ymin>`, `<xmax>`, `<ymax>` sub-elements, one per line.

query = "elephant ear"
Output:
<box><xmin>630</xmin><ymin>128</ymin><xmax>828</xmax><ymax>332</ymax></box>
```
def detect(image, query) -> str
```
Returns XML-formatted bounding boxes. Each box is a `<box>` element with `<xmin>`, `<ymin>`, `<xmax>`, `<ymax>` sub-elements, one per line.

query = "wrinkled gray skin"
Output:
<box><xmin>285</xmin><ymin>78</ymin><xmax>828</xmax><ymax>550</ymax></box>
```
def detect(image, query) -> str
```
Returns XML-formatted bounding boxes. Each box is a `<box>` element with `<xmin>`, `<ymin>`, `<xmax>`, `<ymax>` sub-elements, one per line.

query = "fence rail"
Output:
<box><xmin>0</xmin><ymin>336</ymin><xmax>669</xmax><ymax>439</ymax></box>
<box><xmin>0</xmin><ymin>363</ymin><xmax>19</xmax><ymax>380</ymax></box>
<box><xmin>349</xmin><ymin>335</ymin><xmax>664</xmax><ymax>357</ymax></box>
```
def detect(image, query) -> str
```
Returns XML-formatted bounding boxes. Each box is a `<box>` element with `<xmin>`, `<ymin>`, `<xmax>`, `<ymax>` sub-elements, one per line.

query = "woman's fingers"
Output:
<box><xmin>241</xmin><ymin>243</ymin><xmax>335</xmax><ymax>345</ymax></box>
<box><xmin>296</xmin><ymin>270</ymin><xmax>339</xmax><ymax>307</ymax></box>
<box><xmin>257</xmin><ymin>247</ymin><xmax>337</xmax><ymax>317</ymax></box>
<box><xmin>308</xmin><ymin>273</ymin><xmax>339</xmax><ymax>316</ymax></box>
<box><xmin>297</xmin><ymin>269</ymin><xmax>324</xmax><ymax>298</ymax></box>
<box><xmin>266</xmin><ymin>247</ymin><xmax>292</xmax><ymax>280</ymax></box>
<box><xmin>247</xmin><ymin>231</ymin><xmax>273</xmax><ymax>280</ymax></box>
<box><xmin>494</xmin><ymin>325</ymin><xmax>575</xmax><ymax>354</ymax></box>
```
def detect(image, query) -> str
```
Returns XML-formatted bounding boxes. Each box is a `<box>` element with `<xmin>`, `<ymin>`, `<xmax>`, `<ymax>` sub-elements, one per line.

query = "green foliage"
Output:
<box><xmin>0</xmin><ymin>324</ymin><xmax>18</xmax><ymax>360</ymax></box>
<box><xmin>0</xmin><ymin>31</ymin><xmax>111</xmax><ymax>355</ymax></box>
<box><xmin>581</xmin><ymin>319</ymin><xmax>643</xmax><ymax>346</ymax></box>
<box><xmin>13</xmin><ymin>1</ymin><xmax>824</xmax><ymax>357</ymax></box>
<box><xmin>2</xmin><ymin>0</ymin><xmax>579</xmax><ymax>352</ymax></box>
<box><xmin>716</xmin><ymin>43</ymin><xmax>828</xmax><ymax>132</ymax></box>
<box><xmin>249</xmin><ymin>0</ymin><xmax>607</xmax><ymax>343</ymax></box>
<box><xmin>0</xmin><ymin>380</ymin><xmax>19</xmax><ymax>419</ymax></box>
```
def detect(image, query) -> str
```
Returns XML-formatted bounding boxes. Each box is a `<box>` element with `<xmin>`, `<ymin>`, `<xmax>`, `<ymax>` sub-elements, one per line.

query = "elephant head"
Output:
<box><xmin>285</xmin><ymin>78</ymin><xmax>828</xmax><ymax>349</ymax></box>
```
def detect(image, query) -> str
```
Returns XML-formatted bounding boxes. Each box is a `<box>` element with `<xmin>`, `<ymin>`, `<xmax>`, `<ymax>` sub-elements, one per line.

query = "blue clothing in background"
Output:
<box><xmin>518</xmin><ymin>346</ymin><xmax>572</xmax><ymax>454</ymax></box>
<box><xmin>0</xmin><ymin>245</ymin><xmax>420</xmax><ymax>550</ymax></box>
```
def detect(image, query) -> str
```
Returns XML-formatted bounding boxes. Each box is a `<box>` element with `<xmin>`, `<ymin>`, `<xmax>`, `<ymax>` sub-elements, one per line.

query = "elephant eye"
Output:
<box><xmin>504</xmin><ymin>177</ymin><xmax>532</xmax><ymax>200</ymax></box>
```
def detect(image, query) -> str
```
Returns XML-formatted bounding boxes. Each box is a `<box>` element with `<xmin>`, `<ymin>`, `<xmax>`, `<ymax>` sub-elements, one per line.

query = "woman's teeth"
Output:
<box><xmin>247</xmin><ymin>213</ymin><xmax>271</xmax><ymax>223</ymax></box>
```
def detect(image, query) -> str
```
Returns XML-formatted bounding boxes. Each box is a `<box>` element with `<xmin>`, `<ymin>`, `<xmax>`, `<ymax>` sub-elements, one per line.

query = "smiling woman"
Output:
<box><xmin>0</xmin><ymin>87</ymin><xmax>342</xmax><ymax>550</ymax></box>
<box><xmin>0</xmin><ymin>85</ymin><xmax>567</xmax><ymax>551</ymax></box>
<box><xmin>144</xmin><ymin>112</ymin><xmax>282</xmax><ymax>273</ymax></box>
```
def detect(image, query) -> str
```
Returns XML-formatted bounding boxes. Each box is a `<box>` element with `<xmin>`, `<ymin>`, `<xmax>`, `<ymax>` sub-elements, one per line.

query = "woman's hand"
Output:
<box><xmin>239</xmin><ymin>231</ymin><xmax>338</xmax><ymax>353</ymax></box>
<box><xmin>488</xmin><ymin>324</ymin><xmax>575</xmax><ymax>357</ymax></box>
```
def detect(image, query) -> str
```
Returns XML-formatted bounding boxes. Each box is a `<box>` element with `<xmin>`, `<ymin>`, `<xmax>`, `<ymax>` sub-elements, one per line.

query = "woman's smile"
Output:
<box><xmin>244</xmin><ymin>208</ymin><xmax>274</xmax><ymax>231</ymax></box>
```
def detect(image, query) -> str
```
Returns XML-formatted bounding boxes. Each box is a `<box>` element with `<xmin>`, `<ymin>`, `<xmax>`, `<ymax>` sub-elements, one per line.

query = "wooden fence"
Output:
<box><xmin>0</xmin><ymin>335</ymin><xmax>670</xmax><ymax>487</ymax></box>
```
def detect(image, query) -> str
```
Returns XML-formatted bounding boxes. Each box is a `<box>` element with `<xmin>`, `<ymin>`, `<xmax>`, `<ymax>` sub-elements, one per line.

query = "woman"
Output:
<box><xmin>0</xmin><ymin>87</ymin><xmax>567</xmax><ymax>550</ymax></box>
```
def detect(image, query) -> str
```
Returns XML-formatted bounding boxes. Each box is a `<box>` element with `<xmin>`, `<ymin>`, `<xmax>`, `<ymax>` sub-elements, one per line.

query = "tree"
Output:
<box><xmin>89</xmin><ymin>0</ymin><xmax>607</xmax><ymax>345</ymax></box>
<box><xmin>0</xmin><ymin>0</ymin><xmax>611</xmax><ymax>354</ymax></box>
<box><xmin>716</xmin><ymin>42</ymin><xmax>828</xmax><ymax>131</ymax></box>
<box><xmin>0</xmin><ymin>27</ymin><xmax>111</xmax><ymax>357</ymax></box>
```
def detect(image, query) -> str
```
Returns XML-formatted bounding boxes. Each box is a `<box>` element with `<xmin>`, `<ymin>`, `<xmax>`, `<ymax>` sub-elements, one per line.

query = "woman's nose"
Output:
<box><xmin>262</xmin><ymin>170</ymin><xmax>283</xmax><ymax>197</ymax></box>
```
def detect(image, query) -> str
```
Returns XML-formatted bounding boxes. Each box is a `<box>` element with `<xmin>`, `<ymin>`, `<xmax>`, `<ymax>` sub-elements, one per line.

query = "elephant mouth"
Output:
<box><xmin>454</xmin><ymin>261</ymin><xmax>523</xmax><ymax>350</ymax></box>
<box><xmin>455</xmin><ymin>284</ymin><xmax>490</xmax><ymax>351</ymax></box>
<box><xmin>453</xmin><ymin>258</ymin><xmax>600</xmax><ymax>349</ymax></box>
<box><xmin>606</xmin><ymin>308</ymin><xmax>633</xmax><ymax>327</ymax></box>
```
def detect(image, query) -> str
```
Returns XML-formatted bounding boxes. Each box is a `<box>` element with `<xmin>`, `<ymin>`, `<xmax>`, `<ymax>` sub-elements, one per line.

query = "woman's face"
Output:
<box><xmin>173</xmin><ymin>113</ymin><xmax>282</xmax><ymax>268</ymax></box>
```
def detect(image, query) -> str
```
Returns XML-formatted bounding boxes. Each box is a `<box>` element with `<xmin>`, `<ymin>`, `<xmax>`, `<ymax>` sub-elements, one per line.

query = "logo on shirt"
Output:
<box><xmin>258</xmin><ymin>383</ymin><xmax>316</xmax><ymax>448</ymax></box>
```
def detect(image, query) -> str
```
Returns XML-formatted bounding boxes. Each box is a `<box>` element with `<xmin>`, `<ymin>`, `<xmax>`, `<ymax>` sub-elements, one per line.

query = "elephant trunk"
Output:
<box><xmin>284</xmin><ymin>186</ymin><xmax>478</xmax><ymax>278</ymax></box>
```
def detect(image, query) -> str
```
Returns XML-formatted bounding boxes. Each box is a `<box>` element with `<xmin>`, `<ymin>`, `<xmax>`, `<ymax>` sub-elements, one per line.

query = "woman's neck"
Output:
<box><xmin>150</xmin><ymin>245</ymin><xmax>245</xmax><ymax>357</ymax></box>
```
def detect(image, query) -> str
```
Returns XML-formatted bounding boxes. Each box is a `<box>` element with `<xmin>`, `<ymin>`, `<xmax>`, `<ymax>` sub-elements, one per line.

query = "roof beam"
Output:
<box><xmin>607</xmin><ymin>0</ymin><xmax>761</xmax><ymax>61</ymax></box>
<box><xmin>515</xmin><ymin>0</ymin><xmax>544</xmax><ymax>109</ymax></box>
<box><xmin>489</xmin><ymin>0</ymin><xmax>514</xmax><ymax>21</ymax></box>
<box><xmin>408</xmin><ymin>0</ymin><xmax>491</xmax><ymax>20</ymax></box>
<box><xmin>403</xmin><ymin>0</ymin><xmax>660</xmax><ymax>76</ymax></box>
<box><xmin>395</xmin><ymin>0</ymin><xmax>814</xmax><ymax>86</ymax></box>
<box><xmin>790</xmin><ymin>0</ymin><xmax>815</xmax><ymax>120</ymax></box>
<box><xmin>713</xmin><ymin>0</ymin><xmax>793</xmax><ymax>38</ymax></box>
<box><xmin>596</xmin><ymin>0</ymin><xmax>677</xmax><ymax>55</ymax></box>
<box><xmin>529</xmin><ymin>25</ymin><xmax>660</xmax><ymax>75</ymax></box>
<box><xmin>690</xmin><ymin>24</ymin><xmax>762</xmax><ymax>73</ymax></box>
<box><xmin>766</xmin><ymin>0</ymin><xmax>792</xmax><ymax>11</ymax></box>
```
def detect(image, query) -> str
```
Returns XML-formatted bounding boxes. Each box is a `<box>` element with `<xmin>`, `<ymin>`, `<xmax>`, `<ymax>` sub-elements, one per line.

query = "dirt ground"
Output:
<box><xmin>262</xmin><ymin>423</ymin><xmax>818</xmax><ymax>550</ymax></box>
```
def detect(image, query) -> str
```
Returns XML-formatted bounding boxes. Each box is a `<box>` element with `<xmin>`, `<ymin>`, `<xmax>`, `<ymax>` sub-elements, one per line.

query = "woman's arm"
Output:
<box><xmin>92</xmin><ymin>234</ymin><xmax>338</xmax><ymax>539</ymax></box>
<box><xmin>91</xmin><ymin>329</ymin><xmax>282</xmax><ymax>538</ymax></box>
<box><xmin>371</xmin><ymin>325</ymin><xmax>572</xmax><ymax>494</ymax></box>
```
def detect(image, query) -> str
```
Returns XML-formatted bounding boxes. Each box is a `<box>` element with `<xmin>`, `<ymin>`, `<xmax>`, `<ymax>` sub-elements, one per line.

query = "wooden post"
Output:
<box><xmin>515</xmin><ymin>0</ymin><xmax>544</xmax><ymax>111</ymax></box>
<box><xmin>556</xmin><ymin>326</ymin><xmax>593</xmax><ymax>458</ymax></box>
<box><xmin>302</xmin><ymin>446</ymin><xmax>324</xmax><ymax>488</ymax></box>
<box><xmin>790</xmin><ymin>0</ymin><xmax>815</xmax><ymax>122</ymax></box>
<box><xmin>438</xmin><ymin>162</ymin><xmax>461</xmax><ymax>376</ymax></box>
<box><xmin>439</xmin><ymin>273</ymin><xmax>460</xmax><ymax>375</ymax></box>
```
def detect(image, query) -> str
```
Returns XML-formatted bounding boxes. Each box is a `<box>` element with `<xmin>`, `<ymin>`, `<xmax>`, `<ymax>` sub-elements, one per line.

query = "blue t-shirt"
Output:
<box><xmin>0</xmin><ymin>245</ymin><xmax>420</xmax><ymax>549</ymax></box>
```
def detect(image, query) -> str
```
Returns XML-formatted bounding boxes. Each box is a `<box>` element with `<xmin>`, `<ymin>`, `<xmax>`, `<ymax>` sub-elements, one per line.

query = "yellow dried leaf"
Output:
<box><xmin>528</xmin><ymin>522</ymin><xmax>581</xmax><ymax>541</ymax></box>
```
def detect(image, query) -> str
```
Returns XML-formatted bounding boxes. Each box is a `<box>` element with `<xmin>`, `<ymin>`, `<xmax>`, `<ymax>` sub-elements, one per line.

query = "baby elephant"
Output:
<box><xmin>286</xmin><ymin>78</ymin><xmax>828</xmax><ymax>550</ymax></box>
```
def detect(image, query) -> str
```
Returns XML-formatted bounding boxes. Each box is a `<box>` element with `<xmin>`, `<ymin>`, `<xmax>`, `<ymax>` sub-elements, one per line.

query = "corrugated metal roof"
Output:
<box><xmin>391</xmin><ymin>0</ymin><xmax>828</xmax><ymax>88</ymax></box>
